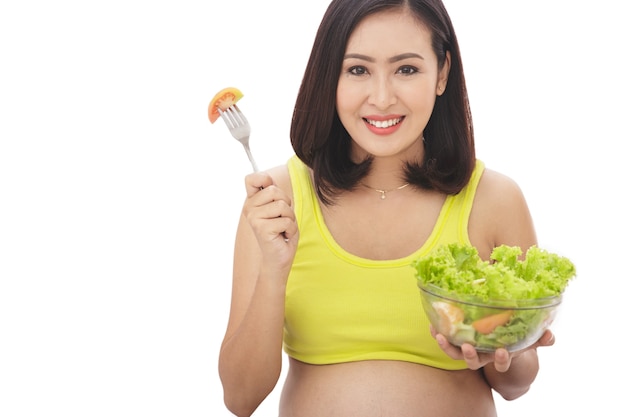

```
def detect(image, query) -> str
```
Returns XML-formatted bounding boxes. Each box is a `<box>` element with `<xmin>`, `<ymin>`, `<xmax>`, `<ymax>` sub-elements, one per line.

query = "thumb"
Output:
<box><xmin>244</xmin><ymin>172</ymin><xmax>273</xmax><ymax>196</ymax></box>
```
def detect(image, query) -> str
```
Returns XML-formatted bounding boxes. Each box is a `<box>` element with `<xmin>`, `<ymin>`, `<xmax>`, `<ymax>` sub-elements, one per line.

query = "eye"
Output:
<box><xmin>397</xmin><ymin>65</ymin><xmax>418</xmax><ymax>75</ymax></box>
<box><xmin>348</xmin><ymin>65</ymin><xmax>368</xmax><ymax>76</ymax></box>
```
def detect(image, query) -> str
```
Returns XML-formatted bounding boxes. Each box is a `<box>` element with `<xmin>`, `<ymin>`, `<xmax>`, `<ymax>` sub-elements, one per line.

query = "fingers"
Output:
<box><xmin>431</xmin><ymin>326</ymin><xmax>552</xmax><ymax>373</ymax></box>
<box><xmin>491</xmin><ymin>348</ymin><xmax>512</xmax><ymax>372</ymax></box>
<box><xmin>430</xmin><ymin>326</ymin><xmax>466</xmax><ymax>362</ymax></box>
<box><xmin>460</xmin><ymin>344</ymin><xmax>483</xmax><ymax>370</ymax></box>
<box><xmin>457</xmin><ymin>344</ymin><xmax>510</xmax><ymax>371</ymax></box>
<box><xmin>243</xmin><ymin>171</ymin><xmax>296</xmax><ymax>244</ymax></box>
<box><xmin>249</xmin><ymin>197</ymin><xmax>292</xmax><ymax>221</ymax></box>
<box><xmin>245</xmin><ymin>173</ymin><xmax>292</xmax><ymax>207</ymax></box>
<box><xmin>245</xmin><ymin>172</ymin><xmax>274</xmax><ymax>197</ymax></box>
<box><xmin>430</xmin><ymin>325</ymin><xmax>511</xmax><ymax>371</ymax></box>
<box><xmin>535</xmin><ymin>329</ymin><xmax>556</xmax><ymax>348</ymax></box>
<box><xmin>249</xmin><ymin>200</ymin><xmax>296</xmax><ymax>238</ymax></box>
<box><xmin>243</xmin><ymin>172</ymin><xmax>292</xmax><ymax>208</ymax></box>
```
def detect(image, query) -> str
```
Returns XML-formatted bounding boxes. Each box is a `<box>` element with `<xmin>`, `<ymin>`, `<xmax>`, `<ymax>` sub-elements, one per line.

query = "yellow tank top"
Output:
<box><xmin>283</xmin><ymin>156</ymin><xmax>485</xmax><ymax>370</ymax></box>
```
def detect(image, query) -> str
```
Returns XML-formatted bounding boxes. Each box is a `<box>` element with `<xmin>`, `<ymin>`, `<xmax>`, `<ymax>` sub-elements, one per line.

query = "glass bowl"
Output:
<box><xmin>418</xmin><ymin>281</ymin><xmax>561</xmax><ymax>352</ymax></box>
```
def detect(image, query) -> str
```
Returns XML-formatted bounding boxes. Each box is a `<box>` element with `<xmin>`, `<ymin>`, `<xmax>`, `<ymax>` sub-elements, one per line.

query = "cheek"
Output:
<box><xmin>335</xmin><ymin>82</ymin><xmax>357</xmax><ymax>120</ymax></box>
<box><xmin>405</xmin><ymin>90</ymin><xmax>437</xmax><ymax>114</ymax></box>
<box><xmin>335</xmin><ymin>81</ymin><xmax>350</xmax><ymax>109</ymax></box>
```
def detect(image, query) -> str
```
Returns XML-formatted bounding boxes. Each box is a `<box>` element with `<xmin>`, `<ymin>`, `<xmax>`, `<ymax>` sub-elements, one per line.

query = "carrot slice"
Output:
<box><xmin>472</xmin><ymin>310</ymin><xmax>513</xmax><ymax>334</ymax></box>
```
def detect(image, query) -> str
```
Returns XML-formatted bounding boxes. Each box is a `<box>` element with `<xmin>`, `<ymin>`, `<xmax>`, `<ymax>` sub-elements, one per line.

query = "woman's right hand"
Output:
<box><xmin>242</xmin><ymin>171</ymin><xmax>299</xmax><ymax>269</ymax></box>
<box><xmin>220</xmin><ymin>169</ymin><xmax>298</xmax><ymax>415</ymax></box>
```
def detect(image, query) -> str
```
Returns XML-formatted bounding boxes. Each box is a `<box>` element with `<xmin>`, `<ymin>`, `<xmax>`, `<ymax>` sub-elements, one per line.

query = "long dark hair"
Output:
<box><xmin>290</xmin><ymin>0</ymin><xmax>475</xmax><ymax>204</ymax></box>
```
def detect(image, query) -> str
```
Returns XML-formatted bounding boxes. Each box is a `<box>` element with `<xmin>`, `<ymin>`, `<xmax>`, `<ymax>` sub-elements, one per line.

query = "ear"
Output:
<box><xmin>437</xmin><ymin>51</ymin><xmax>451</xmax><ymax>96</ymax></box>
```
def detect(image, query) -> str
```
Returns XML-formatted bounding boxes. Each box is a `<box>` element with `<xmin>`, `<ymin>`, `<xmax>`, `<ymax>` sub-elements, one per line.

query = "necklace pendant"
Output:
<box><xmin>362</xmin><ymin>182</ymin><xmax>409</xmax><ymax>200</ymax></box>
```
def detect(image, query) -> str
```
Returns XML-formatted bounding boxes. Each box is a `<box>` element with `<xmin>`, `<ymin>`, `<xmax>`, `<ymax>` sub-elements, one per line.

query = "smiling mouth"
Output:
<box><xmin>364</xmin><ymin>117</ymin><xmax>404</xmax><ymax>128</ymax></box>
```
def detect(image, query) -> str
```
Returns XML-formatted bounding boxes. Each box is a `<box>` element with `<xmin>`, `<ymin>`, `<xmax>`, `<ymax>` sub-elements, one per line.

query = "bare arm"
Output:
<box><xmin>481</xmin><ymin>330</ymin><xmax>555</xmax><ymax>400</ymax></box>
<box><xmin>218</xmin><ymin>167</ymin><xmax>298</xmax><ymax>416</ymax></box>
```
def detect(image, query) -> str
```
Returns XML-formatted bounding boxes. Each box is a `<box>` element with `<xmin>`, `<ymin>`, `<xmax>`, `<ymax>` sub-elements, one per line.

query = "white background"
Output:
<box><xmin>1</xmin><ymin>0</ymin><xmax>624</xmax><ymax>416</ymax></box>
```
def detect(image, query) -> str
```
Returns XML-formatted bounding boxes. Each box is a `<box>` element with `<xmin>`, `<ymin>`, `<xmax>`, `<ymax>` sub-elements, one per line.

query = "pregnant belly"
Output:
<box><xmin>279</xmin><ymin>358</ymin><xmax>496</xmax><ymax>417</ymax></box>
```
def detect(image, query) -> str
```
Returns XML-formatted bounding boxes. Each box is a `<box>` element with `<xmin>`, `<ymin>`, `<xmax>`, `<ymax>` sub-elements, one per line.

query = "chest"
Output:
<box><xmin>320</xmin><ymin>193</ymin><xmax>447</xmax><ymax>260</ymax></box>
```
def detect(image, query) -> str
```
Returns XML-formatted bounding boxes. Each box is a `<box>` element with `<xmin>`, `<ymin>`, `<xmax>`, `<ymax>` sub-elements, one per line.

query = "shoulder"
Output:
<box><xmin>265</xmin><ymin>161</ymin><xmax>293</xmax><ymax>198</ymax></box>
<box><xmin>469</xmin><ymin>167</ymin><xmax>537</xmax><ymax>258</ymax></box>
<box><xmin>475</xmin><ymin>167</ymin><xmax>526</xmax><ymax>205</ymax></box>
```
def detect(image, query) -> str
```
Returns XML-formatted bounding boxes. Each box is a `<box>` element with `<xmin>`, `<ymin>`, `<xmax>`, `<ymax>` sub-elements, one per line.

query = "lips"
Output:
<box><xmin>363</xmin><ymin>116</ymin><xmax>405</xmax><ymax>135</ymax></box>
<box><xmin>364</xmin><ymin>117</ymin><xmax>403</xmax><ymax>128</ymax></box>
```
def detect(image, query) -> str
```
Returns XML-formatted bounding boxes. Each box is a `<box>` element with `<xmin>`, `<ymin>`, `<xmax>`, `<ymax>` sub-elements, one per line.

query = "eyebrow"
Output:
<box><xmin>343</xmin><ymin>52</ymin><xmax>425</xmax><ymax>63</ymax></box>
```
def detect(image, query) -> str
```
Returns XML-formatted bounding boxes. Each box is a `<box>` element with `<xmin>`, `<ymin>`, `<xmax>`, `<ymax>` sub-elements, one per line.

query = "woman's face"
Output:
<box><xmin>337</xmin><ymin>9</ymin><xmax>449</xmax><ymax>162</ymax></box>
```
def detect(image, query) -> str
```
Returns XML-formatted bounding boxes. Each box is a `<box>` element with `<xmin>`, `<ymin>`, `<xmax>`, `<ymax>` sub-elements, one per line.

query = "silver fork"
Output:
<box><xmin>218</xmin><ymin>104</ymin><xmax>259</xmax><ymax>172</ymax></box>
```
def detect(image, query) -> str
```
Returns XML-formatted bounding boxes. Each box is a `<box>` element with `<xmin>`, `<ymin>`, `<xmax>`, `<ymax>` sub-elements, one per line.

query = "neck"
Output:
<box><xmin>361</xmin><ymin>182</ymin><xmax>410</xmax><ymax>200</ymax></box>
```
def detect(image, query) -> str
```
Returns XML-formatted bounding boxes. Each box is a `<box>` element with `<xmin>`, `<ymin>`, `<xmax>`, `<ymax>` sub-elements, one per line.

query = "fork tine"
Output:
<box><xmin>223</xmin><ymin>106</ymin><xmax>243</xmax><ymax>127</ymax></box>
<box><xmin>227</xmin><ymin>107</ymin><xmax>243</xmax><ymax>126</ymax></box>
<box><xmin>215</xmin><ymin>102</ymin><xmax>256</xmax><ymax>172</ymax></box>
<box><xmin>233</xmin><ymin>104</ymin><xmax>249</xmax><ymax>125</ymax></box>
<box><xmin>217</xmin><ymin>108</ymin><xmax>235</xmax><ymax>129</ymax></box>
<box><xmin>220</xmin><ymin>106</ymin><xmax>247</xmax><ymax>128</ymax></box>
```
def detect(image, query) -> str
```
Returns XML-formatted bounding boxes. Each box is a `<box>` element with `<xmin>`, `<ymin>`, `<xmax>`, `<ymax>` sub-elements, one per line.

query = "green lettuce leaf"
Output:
<box><xmin>413</xmin><ymin>243</ymin><xmax>576</xmax><ymax>302</ymax></box>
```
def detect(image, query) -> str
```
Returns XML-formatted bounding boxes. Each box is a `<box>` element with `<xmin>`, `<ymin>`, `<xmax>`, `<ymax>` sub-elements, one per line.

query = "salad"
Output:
<box><xmin>413</xmin><ymin>243</ymin><xmax>576</xmax><ymax>351</ymax></box>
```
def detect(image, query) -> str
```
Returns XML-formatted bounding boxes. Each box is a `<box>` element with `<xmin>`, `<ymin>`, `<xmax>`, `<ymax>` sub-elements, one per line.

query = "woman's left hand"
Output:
<box><xmin>431</xmin><ymin>326</ymin><xmax>556</xmax><ymax>372</ymax></box>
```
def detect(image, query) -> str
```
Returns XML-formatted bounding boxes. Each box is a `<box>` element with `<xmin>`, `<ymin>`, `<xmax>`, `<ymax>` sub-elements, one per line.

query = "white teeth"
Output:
<box><xmin>366</xmin><ymin>118</ymin><xmax>401</xmax><ymax>128</ymax></box>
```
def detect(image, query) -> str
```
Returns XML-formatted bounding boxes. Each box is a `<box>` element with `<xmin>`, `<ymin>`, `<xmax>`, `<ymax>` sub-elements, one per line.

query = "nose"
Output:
<box><xmin>368</xmin><ymin>76</ymin><xmax>396</xmax><ymax>109</ymax></box>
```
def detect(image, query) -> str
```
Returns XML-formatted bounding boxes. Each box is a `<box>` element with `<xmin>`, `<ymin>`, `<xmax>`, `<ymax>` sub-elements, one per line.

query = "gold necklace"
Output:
<box><xmin>361</xmin><ymin>182</ymin><xmax>410</xmax><ymax>200</ymax></box>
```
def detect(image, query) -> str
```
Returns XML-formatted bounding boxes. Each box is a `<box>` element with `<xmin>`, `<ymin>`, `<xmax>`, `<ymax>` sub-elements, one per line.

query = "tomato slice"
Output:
<box><xmin>208</xmin><ymin>87</ymin><xmax>244</xmax><ymax>124</ymax></box>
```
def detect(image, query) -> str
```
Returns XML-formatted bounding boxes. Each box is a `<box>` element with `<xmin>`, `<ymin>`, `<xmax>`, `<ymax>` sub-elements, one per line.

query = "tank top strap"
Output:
<box><xmin>288</xmin><ymin>156</ymin><xmax>314</xmax><ymax>225</ymax></box>
<box><xmin>431</xmin><ymin>160</ymin><xmax>485</xmax><ymax>247</ymax></box>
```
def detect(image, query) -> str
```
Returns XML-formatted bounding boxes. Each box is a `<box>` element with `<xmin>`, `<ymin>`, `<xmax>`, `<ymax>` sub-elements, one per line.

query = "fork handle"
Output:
<box><xmin>243</xmin><ymin>144</ymin><xmax>259</xmax><ymax>172</ymax></box>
